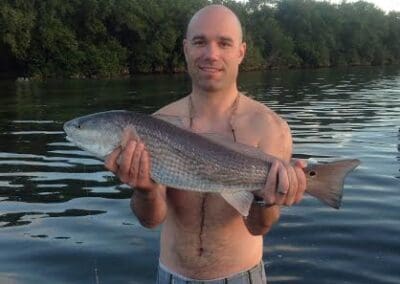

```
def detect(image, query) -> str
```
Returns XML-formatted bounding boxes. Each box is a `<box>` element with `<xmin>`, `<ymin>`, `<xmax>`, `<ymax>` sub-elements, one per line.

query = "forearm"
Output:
<box><xmin>131</xmin><ymin>185</ymin><xmax>167</xmax><ymax>228</ymax></box>
<box><xmin>244</xmin><ymin>204</ymin><xmax>280</xmax><ymax>235</ymax></box>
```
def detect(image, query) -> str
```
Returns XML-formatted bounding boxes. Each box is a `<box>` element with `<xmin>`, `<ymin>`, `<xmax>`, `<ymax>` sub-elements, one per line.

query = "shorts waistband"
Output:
<box><xmin>156</xmin><ymin>261</ymin><xmax>267</xmax><ymax>284</ymax></box>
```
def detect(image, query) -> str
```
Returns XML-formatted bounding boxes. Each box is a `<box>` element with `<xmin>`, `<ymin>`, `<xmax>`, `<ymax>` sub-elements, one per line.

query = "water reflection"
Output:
<box><xmin>241</xmin><ymin>68</ymin><xmax>400</xmax><ymax>148</ymax></box>
<box><xmin>0</xmin><ymin>209</ymin><xmax>106</xmax><ymax>228</ymax></box>
<box><xmin>397</xmin><ymin>128</ymin><xmax>400</xmax><ymax>179</ymax></box>
<box><xmin>1</xmin><ymin>66</ymin><xmax>400</xmax><ymax>283</ymax></box>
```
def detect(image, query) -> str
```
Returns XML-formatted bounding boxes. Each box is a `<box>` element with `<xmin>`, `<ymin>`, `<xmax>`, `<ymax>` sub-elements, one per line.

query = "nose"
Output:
<box><xmin>203</xmin><ymin>42</ymin><xmax>219</xmax><ymax>61</ymax></box>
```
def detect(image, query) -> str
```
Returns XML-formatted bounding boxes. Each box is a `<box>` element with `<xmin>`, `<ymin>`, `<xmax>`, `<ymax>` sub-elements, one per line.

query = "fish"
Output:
<box><xmin>63</xmin><ymin>110</ymin><xmax>360</xmax><ymax>216</ymax></box>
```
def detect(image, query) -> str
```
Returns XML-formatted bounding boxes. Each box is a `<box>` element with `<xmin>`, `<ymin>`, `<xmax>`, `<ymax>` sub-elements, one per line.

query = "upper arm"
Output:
<box><xmin>153</xmin><ymin>96</ymin><xmax>187</xmax><ymax>116</ymax></box>
<box><xmin>257</xmin><ymin>112</ymin><xmax>293</xmax><ymax>163</ymax></box>
<box><xmin>243</xmin><ymin>110</ymin><xmax>290</xmax><ymax>235</ymax></box>
<box><xmin>152</xmin><ymin>98</ymin><xmax>188</xmax><ymax>128</ymax></box>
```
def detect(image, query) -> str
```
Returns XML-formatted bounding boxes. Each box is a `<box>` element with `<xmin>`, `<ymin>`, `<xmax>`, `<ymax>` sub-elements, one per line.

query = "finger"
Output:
<box><xmin>137</xmin><ymin>147</ymin><xmax>153</xmax><ymax>189</ymax></box>
<box><xmin>263</xmin><ymin>161</ymin><xmax>279</xmax><ymax>205</ymax></box>
<box><xmin>285</xmin><ymin>166</ymin><xmax>298</xmax><ymax>206</ymax></box>
<box><xmin>139</xmin><ymin>147</ymin><xmax>151</xmax><ymax>180</ymax></box>
<box><xmin>104</xmin><ymin>147</ymin><xmax>122</xmax><ymax>173</ymax></box>
<box><xmin>119</xmin><ymin>140</ymin><xmax>137</xmax><ymax>183</ymax></box>
<box><xmin>129</xmin><ymin>142</ymin><xmax>144</xmax><ymax>187</ymax></box>
<box><xmin>275</xmin><ymin>163</ymin><xmax>289</xmax><ymax>205</ymax></box>
<box><xmin>294</xmin><ymin>165</ymin><xmax>307</xmax><ymax>203</ymax></box>
<box><xmin>294</xmin><ymin>159</ymin><xmax>307</xmax><ymax>169</ymax></box>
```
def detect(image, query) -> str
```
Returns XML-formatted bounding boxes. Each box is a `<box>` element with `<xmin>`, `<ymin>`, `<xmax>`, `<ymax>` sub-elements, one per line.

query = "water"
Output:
<box><xmin>1</xmin><ymin>66</ymin><xmax>399</xmax><ymax>284</ymax></box>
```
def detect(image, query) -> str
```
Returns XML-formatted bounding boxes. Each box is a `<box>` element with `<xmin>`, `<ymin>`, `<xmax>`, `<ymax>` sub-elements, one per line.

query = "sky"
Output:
<box><xmin>325</xmin><ymin>0</ymin><xmax>400</xmax><ymax>13</ymax></box>
<box><xmin>238</xmin><ymin>0</ymin><xmax>400</xmax><ymax>13</ymax></box>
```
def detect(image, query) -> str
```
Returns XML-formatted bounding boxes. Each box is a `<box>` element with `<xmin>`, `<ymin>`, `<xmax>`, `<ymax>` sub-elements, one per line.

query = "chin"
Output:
<box><xmin>190</xmin><ymin>71</ymin><xmax>227</xmax><ymax>92</ymax></box>
<box><xmin>198</xmin><ymin>83</ymin><xmax>223</xmax><ymax>93</ymax></box>
<box><xmin>196</xmin><ymin>77</ymin><xmax>224</xmax><ymax>91</ymax></box>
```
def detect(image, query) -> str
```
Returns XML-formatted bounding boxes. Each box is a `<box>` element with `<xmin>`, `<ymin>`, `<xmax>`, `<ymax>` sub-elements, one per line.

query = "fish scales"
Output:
<box><xmin>131</xmin><ymin>113</ymin><xmax>270</xmax><ymax>192</ymax></box>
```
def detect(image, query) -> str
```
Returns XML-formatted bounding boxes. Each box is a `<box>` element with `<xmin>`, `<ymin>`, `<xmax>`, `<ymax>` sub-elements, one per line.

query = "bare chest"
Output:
<box><xmin>166</xmin><ymin>188</ymin><xmax>238</xmax><ymax>229</ymax></box>
<box><xmin>161</xmin><ymin>189</ymin><xmax>261</xmax><ymax>277</ymax></box>
<box><xmin>189</xmin><ymin>115</ymin><xmax>260</xmax><ymax>148</ymax></box>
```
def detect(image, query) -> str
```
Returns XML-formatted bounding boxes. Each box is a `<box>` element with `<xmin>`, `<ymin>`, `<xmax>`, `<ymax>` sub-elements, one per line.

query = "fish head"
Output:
<box><xmin>63</xmin><ymin>111</ymin><xmax>131</xmax><ymax>159</ymax></box>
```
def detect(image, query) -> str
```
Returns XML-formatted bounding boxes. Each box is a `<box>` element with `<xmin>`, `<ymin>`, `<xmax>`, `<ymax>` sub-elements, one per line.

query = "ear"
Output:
<box><xmin>183</xmin><ymin>39</ymin><xmax>189</xmax><ymax>62</ymax></box>
<box><xmin>238</xmin><ymin>42</ymin><xmax>247</xmax><ymax>64</ymax></box>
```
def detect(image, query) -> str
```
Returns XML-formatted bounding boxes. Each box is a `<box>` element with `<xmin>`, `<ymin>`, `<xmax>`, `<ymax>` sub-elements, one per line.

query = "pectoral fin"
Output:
<box><xmin>221</xmin><ymin>191</ymin><xmax>255</xmax><ymax>217</ymax></box>
<box><xmin>116</xmin><ymin>125</ymin><xmax>140</xmax><ymax>165</ymax></box>
<box><xmin>120</xmin><ymin>125</ymin><xmax>140</xmax><ymax>147</ymax></box>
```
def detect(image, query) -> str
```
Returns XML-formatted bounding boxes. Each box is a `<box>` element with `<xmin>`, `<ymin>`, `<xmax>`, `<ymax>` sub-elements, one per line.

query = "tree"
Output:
<box><xmin>0</xmin><ymin>0</ymin><xmax>399</xmax><ymax>78</ymax></box>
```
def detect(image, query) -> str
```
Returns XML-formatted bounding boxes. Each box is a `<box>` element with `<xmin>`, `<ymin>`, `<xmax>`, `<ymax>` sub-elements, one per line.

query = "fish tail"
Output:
<box><xmin>305</xmin><ymin>159</ymin><xmax>360</xmax><ymax>209</ymax></box>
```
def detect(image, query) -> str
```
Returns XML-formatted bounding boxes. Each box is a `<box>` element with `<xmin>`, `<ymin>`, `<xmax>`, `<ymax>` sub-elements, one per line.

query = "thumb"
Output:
<box><xmin>293</xmin><ymin>159</ymin><xmax>307</xmax><ymax>169</ymax></box>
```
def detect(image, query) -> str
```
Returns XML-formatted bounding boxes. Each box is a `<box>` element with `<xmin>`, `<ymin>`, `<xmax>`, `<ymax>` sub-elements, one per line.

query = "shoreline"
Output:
<box><xmin>4</xmin><ymin>63</ymin><xmax>399</xmax><ymax>82</ymax></box>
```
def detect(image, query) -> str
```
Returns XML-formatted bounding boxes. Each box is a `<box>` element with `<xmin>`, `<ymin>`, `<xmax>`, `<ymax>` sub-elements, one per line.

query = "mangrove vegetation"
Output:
<box><xmin>1</xmin><ymin>0</ymin><xmax>399</xmax><ymax>78</ymax></box>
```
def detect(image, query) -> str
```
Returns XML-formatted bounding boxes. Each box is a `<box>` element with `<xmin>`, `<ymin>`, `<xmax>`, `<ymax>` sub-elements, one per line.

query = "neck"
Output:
<box><xmin>188</xmin><ymin>87</ymin><xmax>239</xmax><ymax>142</ymax></box>
<box><xmin>190</xmin><ymin>86</ymin><xmax>239</xmax><ymax>118</ymax></box>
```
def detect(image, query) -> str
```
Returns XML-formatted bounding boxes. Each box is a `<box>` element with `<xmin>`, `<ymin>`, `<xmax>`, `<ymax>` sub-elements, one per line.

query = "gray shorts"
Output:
<box><xmin>156</xmin><ymin>261</ymin><xmax>267</xmax><ymax>284</ymax></box>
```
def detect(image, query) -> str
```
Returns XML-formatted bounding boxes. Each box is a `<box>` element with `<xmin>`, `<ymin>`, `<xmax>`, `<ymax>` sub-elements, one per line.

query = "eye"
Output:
<box><xmin>193</xmin><ymin>40</ymin><xmax>205</xmax><ymax>46</ymax></box>
<box><xmin>220</xmin><ymin>41</ymin><xmax>231</xmax><ymax>48</ymax></box>
<box><xmin>309</xmin><ymin>171</ymin><xmax>316</xmax><ymax>177</ymax></box>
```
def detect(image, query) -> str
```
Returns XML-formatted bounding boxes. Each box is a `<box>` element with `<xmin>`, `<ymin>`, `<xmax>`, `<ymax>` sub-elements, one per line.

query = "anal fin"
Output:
<box><xmin>221</xmin><ymin>191</ymin><xmax>254</xmax><ymax>217</ymax></box>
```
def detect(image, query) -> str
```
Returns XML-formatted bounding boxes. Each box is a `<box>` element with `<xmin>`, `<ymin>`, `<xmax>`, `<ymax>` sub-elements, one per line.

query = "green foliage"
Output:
<box><xmin>0</xmin><ymin>1</ymin><xmax>35</xmax><ymax>60</ymax></box>
<box><xmin>0</xmin><ymin>0</ymin><xmax>399</xmax><ymax>78</ymax></box>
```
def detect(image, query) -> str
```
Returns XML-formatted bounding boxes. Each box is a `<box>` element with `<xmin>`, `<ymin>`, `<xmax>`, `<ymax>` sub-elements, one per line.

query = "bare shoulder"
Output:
<box><xmin>153</xmin><ymin>96</ymin><xmax>189</xmax><ymax>116</ymax></box>
<box><xmin>239</xmin><ymin>94</ymin><xmax>292</xmax><ymax>161</ymax></box>
<box><xmin>240</xmin><ymin>95</ymin><xmax>290</xmax><ymax>134</ymax></box>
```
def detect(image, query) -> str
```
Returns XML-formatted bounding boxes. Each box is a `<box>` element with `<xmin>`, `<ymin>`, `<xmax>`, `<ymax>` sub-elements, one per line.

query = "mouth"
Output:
<box><xmin>198</xmin><ymin>66</ymin><xmax>223</xmax><ymax>74</ymax></box>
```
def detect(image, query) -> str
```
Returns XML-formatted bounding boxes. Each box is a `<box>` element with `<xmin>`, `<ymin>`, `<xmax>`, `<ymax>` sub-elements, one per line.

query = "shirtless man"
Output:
<box><xmin>105</xmin><ymin>5</ymin><xmax>307</xmax><ymax>283</ymax></box>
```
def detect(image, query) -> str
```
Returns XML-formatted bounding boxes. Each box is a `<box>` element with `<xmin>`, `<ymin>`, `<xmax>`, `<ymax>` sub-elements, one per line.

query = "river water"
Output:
<box><xmin>0</xmin><ymin>67</ymin><xmax>399</xmax><ymax>284</ymax></box>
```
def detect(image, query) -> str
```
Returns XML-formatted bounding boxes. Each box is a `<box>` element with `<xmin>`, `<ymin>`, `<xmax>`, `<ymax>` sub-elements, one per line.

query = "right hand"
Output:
<box><xmin>104</xmin><ymin>138</ymin><xmax>157</xmax><ymax>192</ymax></box>
<box><xmin>255</xmin><ymin>159</ymin><xmax>307</xmax><ymax>207</ymax></box>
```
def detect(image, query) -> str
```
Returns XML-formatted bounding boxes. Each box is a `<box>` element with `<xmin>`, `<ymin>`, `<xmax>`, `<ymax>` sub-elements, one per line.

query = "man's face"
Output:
<box><xmin>183</xmin><ymin>9</ymin><xmax>246</xmax><ymax>93</ymax></box>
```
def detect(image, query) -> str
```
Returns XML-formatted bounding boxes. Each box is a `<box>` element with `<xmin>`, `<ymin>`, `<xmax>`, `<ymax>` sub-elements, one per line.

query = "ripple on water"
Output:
<box><xmin>1</xmin><ymin>68</ymin><xmax>400</xmax><ymax>283</ymax></box>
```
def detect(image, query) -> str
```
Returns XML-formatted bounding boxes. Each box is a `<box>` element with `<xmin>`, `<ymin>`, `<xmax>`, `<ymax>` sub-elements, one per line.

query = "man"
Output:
<box><xmin>105</xmin><ymin>4</ymin><xmax>307</xmax><ymax>283</ymax></box>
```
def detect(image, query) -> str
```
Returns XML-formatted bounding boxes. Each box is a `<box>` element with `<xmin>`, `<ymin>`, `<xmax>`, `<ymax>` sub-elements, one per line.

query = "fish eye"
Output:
<box><xmin>309</xmin><ymin>171</ymin><xmax>316</xmax><ymax>177</ymax></box>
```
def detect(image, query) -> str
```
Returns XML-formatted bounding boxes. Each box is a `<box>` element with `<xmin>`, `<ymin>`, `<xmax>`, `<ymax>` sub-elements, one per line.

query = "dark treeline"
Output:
<box><xmin>1</xmin><ymin>0</ymin><xmax>399</xmax><ymax>79</ymax></box>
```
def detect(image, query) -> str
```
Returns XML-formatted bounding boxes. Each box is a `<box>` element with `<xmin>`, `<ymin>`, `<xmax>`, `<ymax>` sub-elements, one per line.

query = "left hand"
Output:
<box><xmin>257</xmin><ymin>159</ymin><xmax>307</xmax><ymax>206</ymax></box>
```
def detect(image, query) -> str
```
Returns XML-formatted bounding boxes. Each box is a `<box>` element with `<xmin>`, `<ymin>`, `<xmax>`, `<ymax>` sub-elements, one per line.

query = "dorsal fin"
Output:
<box><xmin>152</xmin><ymin>114</ymin><xmax>274</xmax><ymax>162</ymax></box>
<box><xmin>199</xmin><ymin>132</ymin><xmax>274</xmax><ymax>162</ymax></box>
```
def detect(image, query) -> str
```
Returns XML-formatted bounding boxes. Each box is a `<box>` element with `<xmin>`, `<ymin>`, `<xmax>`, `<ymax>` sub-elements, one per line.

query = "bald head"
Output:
<box><xmin>183</xmin><ymin>5</ymin><xmax>246</xmax><ymax>93</ymax></box>
<box><xmin>186</xmin><ymin>5</ymin><xmax>243</xmax><ymax>42</ymax></box>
